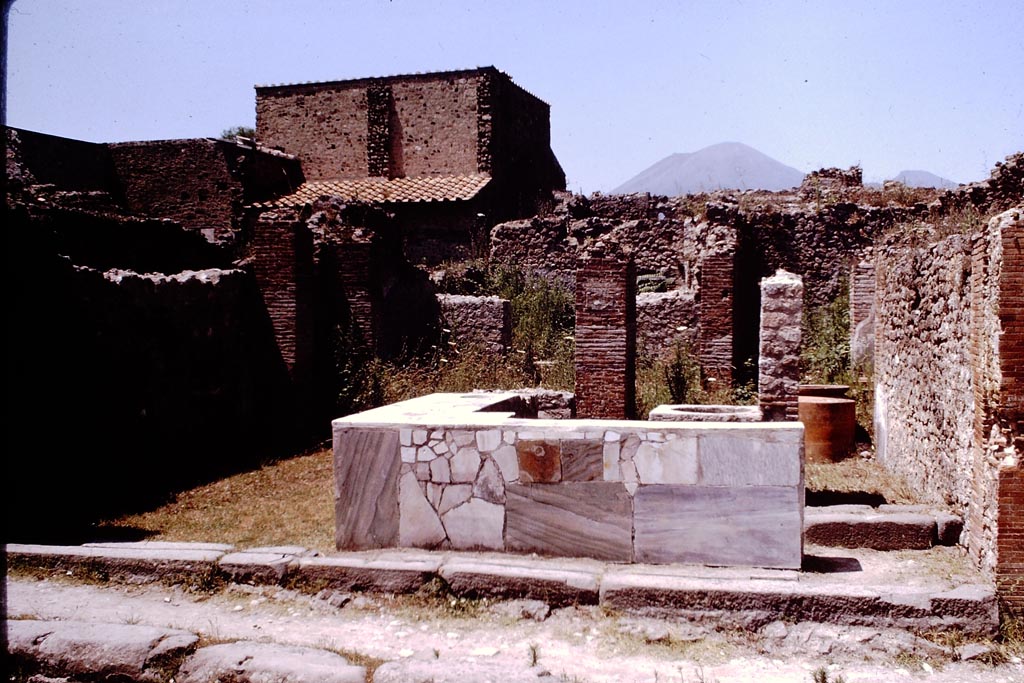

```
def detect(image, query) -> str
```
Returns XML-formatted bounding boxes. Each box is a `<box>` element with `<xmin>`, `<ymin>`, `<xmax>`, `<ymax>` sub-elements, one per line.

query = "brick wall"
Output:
<box><xmin>758</xmin><ymin>270</ymin><xmax>803</xmax><ymax>421</ymax></box>
<box><xmin>574</xmin><ymin>253</ymin><xmax>636</xmax><ymax>419</ymax></box>
<box><xmin>698</xmin><ymin>253</ymin><xmax>735</xmax><ymax>383</ymax></box>
<box><xmin>251</xmin><ymin>210</ymin><xmax>314</xmax><ymax>390</ymax></box>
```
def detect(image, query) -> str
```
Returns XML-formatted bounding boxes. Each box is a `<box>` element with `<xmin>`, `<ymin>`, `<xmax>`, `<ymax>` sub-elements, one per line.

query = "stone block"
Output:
<box><xmin>935</xmin><ymin>513</ymin><xmax>964</xmax><ymax>546</ymax></box>
<box><xmin>506</xmin><ymin>483</ymin><xmax>632</xmax><ymax>561</ymax></box>
<box><xmin>698</xmin><ymin>432</ymin><xmax>801</xmax><ymax>486</ymax></box>
<box><xmin>333</xmin><ymin>428</ymin><xmax>400</xmax><ymax>550</ymax></box>
<box><xmin>633</xmin><ymin>437</ymin><xmax>698</xmax><ymax>484</ymax></box>
<box><xmin>439</xmin><ymin>560</ymin><xmax>600</xmax><ymax>606</ymax></box>
<box><xmin>217</xmin><ymin>552</ymin><xmax>294</xmax><ymax>585</ymax></box>
<box><xmin>291</xmin><ymin>556</ymin><xmax>439</xmax><ymax>593</ymax></box>
<box><xmin>441</xmin><ymin>498</ymin><xmax>504</xmax><ymax>550</ymax></box>
<box><xmin>803</xmin><ymin>512</ymin><xmax>936</xmax><ymax>550</ymax></box>
<box><xmin>517</xmin><ymin>440</ymin><xmax>561</xmax><ymax>483</ymax></box>
<box><xmin>633</xmin><ymin>485</ymin><xmax>802</xmax><ymax>568</ymax></box>
<box><xmin>399</xmin><ymin>472</ymin><xmax>446</xmax><ymax>548</ymax></box>
<box><xmin>560</xmin><ymin>439</ymin><xmax>604</xmax><ymax>482</ymax></box>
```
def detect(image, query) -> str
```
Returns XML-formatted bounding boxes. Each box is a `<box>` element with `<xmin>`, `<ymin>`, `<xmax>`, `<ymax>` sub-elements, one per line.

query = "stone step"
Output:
<box><xmin>6</xmin><ymin>541</ymin><xmax>996</xmax><ymax>636</ymax></box>
<box><xmin>804</xmin><ymin>505</ymin><xmax>963</xmax><ymax>550</ymax></box>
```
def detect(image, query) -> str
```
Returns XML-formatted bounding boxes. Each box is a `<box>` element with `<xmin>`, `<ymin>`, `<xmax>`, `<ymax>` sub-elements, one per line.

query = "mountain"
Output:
<box><xmin>612</xmin><ymin>142</ymin><xmax>805</xmax><ymax>195</ymax></box>
<box><xmin>888</xmin><ymin>170</ymin><xmax>959</xmax><ymax>189</ymax></box>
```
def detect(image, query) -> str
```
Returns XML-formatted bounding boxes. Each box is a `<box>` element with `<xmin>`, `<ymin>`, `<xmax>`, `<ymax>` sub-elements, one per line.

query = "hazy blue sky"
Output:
<box><xmin>6</xmin><ymin>0</ymin><xmax>1023</xmax><ymax>193</ymax></box>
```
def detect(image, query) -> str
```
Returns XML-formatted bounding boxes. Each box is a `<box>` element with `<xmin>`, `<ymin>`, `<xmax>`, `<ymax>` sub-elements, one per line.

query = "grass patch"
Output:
<box><xmin>805</xmin><ymin>458</ymin><xmax>919</xmax><ymax>505</ymax></box>
<box><xmin>100</xmin><ymin>447</ymin><xmax>336</xmax><ymax>553</ymax></box>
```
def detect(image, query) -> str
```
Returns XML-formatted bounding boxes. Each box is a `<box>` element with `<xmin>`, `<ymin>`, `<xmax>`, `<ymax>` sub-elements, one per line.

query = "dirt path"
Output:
<box><xmin>7</xmin><ymin>575</ymin><xmax>1022</xmax><ymax>683</ymax></box>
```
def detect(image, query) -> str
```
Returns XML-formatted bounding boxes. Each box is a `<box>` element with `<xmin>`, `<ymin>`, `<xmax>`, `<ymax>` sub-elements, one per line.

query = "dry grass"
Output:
<box><xmin>101</xmin><ymin>448</ymin><xmax>336</xmax><ymax>553</ymax></box>
<box><xmin>102</xmin><ymin>445</ymin><xmax>918</xmax><ymax>552</ymax></box>
<box><xmin>805</xmin><ymin>457</ymin><xmax>920</xmax><ymax>505</ymax></box>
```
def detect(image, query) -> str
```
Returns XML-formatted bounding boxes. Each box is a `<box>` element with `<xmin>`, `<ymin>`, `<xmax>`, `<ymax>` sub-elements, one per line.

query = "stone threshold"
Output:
<box><xmin>5</xmin><ymin>541</ymin><xmax>997</xmax><ymax>636</ymax></box>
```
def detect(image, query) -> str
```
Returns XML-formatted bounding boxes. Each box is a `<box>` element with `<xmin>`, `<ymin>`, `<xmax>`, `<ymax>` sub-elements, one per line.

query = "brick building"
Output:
<box><xmin>255</xmin><ymin>66</ymin><xmax>565</xmax><ymax>264</ymax></box>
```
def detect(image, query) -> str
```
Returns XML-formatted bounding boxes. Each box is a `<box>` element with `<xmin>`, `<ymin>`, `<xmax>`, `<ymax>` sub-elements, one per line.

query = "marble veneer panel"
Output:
<box><xmin>506</xmin><ymin>482</ymin><xmax>633</xmax><ymax>561</ymax></box>
<box><xmin>561</xmin><ymin>439</ymin><xmax>604</xmax><ymax>482</ymax></box>
<box><xmin>698</xmin><ymin>431</ymin><xmax>802</xmax><ymax>486</ymax></box>
<box><xmin>334</xmin><ymin>428</ymin><xmax>400</xmax><ymax>550</ymax></box>
<box><xmin>633</xmin><ymin>485</ymin><xmax>802</xmax><ymax>568</ymax></box>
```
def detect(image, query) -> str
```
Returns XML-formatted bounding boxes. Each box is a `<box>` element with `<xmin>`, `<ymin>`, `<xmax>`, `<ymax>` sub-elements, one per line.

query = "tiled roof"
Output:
<box><xmin>263</xmin><ymin>174</ymin><xmax>491</xmax><ymax>207</ymax></box>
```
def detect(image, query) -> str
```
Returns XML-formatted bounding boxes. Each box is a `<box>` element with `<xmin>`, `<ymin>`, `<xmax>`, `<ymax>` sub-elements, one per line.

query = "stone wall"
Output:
<box><xmin>256</xmin><ymin>84</ymin><xmax>369</xmax><ymax>180</ymax></box>
<box><xmin>438</xmin><ymin>294</ymin><xmax>512</xmax><ymax>354</ymax></box>
<box><xmin>5</xmin><ymin>254</ymin><xmax>294</xmax><ymax>538</ymax></box>
<box><xmin>109</xmin><ymin>138</ymin><xmax>303</xmax><ymax>245</ymax></box>
<box><xmin>875</xmin><ymin>232</ymin><xmax>974</xmax><ymax>508</ymax></box>
<box><xmin>575</xmin><ymin>253</ymin><xmax>636</xmax><ymax>419</ymax></box>
<box><xmin>256</xmin><ymin>69</ymin><xmax>486</xmax><ymax>181</ymax></box>
<box><xmin>636</xmin><ymin>289</ymin><xmax>697</xmax><ymax>357</ymax></box>
<box><xmin>875</xmin><ymin>206</ymin><xmax>1023</xmax><ymax>613</ymax></box>
<box><xmin>333</xmin><ymin>393</ymin><xmax>804</xmax><ymax>569</ymax></box>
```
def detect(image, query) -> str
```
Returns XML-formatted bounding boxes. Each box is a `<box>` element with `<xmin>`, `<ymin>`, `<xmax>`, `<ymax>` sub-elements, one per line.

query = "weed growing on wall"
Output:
<box><xmin>801</xmin><ymin>286</ymin><xmax>851</xmax><ymax>385</ymax></box>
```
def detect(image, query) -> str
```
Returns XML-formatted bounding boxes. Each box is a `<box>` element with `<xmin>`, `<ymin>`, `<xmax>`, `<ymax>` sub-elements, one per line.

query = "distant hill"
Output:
<box><xmin>612</xmin><ymin>142</ymin><xmax>805</xmax><ymax>195</ymax></box>
<box><xmin>888</xmin><ymin>170</ymin><xmax>959</xmax><ymax>189</ymax></box>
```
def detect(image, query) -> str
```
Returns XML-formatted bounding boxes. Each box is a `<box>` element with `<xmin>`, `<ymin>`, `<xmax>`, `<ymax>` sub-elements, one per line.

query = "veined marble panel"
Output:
<box><xmin>561</xmin><ymin>439</ymin><xmax>604</xmax><ymax>482</ymax></box>
<box><xmin>506</xmin><ymin>483</ymin><xmax>632</xmax><ymax>561</ymax></box>
<box><xmin>698</xmin><ymin>433</ymin><xmax>802</xmax><ymax>486</ymax></box>
<box><xmin>334</xmin><ymin>428</ymin><xmax>400</xmax><ymax>549</ymax></box>
<box><xmin>633</xmin><ymin>485</ymin><xmax>802</xmax><ymax>568</ymax></box>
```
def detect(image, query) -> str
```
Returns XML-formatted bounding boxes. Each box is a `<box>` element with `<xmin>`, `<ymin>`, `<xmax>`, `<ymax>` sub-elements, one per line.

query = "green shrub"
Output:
<box><xmin>801</xmin><ymin>287</ymin><xmax>851</xmax><ymax>385</ymax></box>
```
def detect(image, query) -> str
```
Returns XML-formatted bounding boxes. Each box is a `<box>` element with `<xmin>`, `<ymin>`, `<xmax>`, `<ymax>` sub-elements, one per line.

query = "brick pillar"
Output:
<box><xmin>252</xmin><ymin>211</ymin><xmax>314</xmax><ymax>390</ymax></box>
<box><xmin>995</xmin><ymin>208</ymin><xmax>1023</xmax><ymax>615</ymax></box>
<box><xmin>758</xmin><ymin>270</ymin><xmax>803</xmax><ymax>421</ymax></box>
<box><xmin>575</xmin><ymin>252</ymin><xmax>636</xmax><ymax>419</ymax></box>
<box><xmin>998</xmin><ymin>462</ymin><xmax>1024</xmax><ymax>616</ymax></box>
<box><xmin>698</xmin><ymin>252</ymin><xmax>734</xmax><ymax>384</ymax></box>
<box><xmin>327</xmin><ymin>238</ymin><xmax>376</xmax><ymax>350</ymax></box>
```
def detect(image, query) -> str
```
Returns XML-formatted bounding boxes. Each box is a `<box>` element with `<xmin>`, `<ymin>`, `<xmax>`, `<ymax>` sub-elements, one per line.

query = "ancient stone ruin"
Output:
<box><xmin>5</xmin><ymin>65</ymin><xmax>1022</xmax><ymax>616</ymax></box>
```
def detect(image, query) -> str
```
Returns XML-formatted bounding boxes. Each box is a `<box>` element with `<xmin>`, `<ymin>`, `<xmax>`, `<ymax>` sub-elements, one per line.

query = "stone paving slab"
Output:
<box><xmin>178</xmin><ymin>641</ymin><xmax>365</xmax><ymax>683</ymax></box>
<box><xmin>7</xmin><ymin>618</ymin><xmax>199</xmax><ymax>683</ymax></box>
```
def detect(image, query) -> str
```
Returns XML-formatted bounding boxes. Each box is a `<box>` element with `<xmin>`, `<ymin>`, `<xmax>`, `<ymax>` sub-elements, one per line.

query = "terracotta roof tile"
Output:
<box><xmin>263</xmin><ymin>174</ymin><xmax>491</xmax><ymax>207</ymax></box>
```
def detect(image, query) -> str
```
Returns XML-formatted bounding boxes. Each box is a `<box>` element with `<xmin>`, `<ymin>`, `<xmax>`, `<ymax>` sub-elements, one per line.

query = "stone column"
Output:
<box><xmin>575</xmin><ymin>249</ymin><xmax>636</xmax><ymax>419</ymax></box>
<box><xmin>758</xmin><ymin>270</ymin><xmax>803</xmax><ymax>421</ymax></box>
